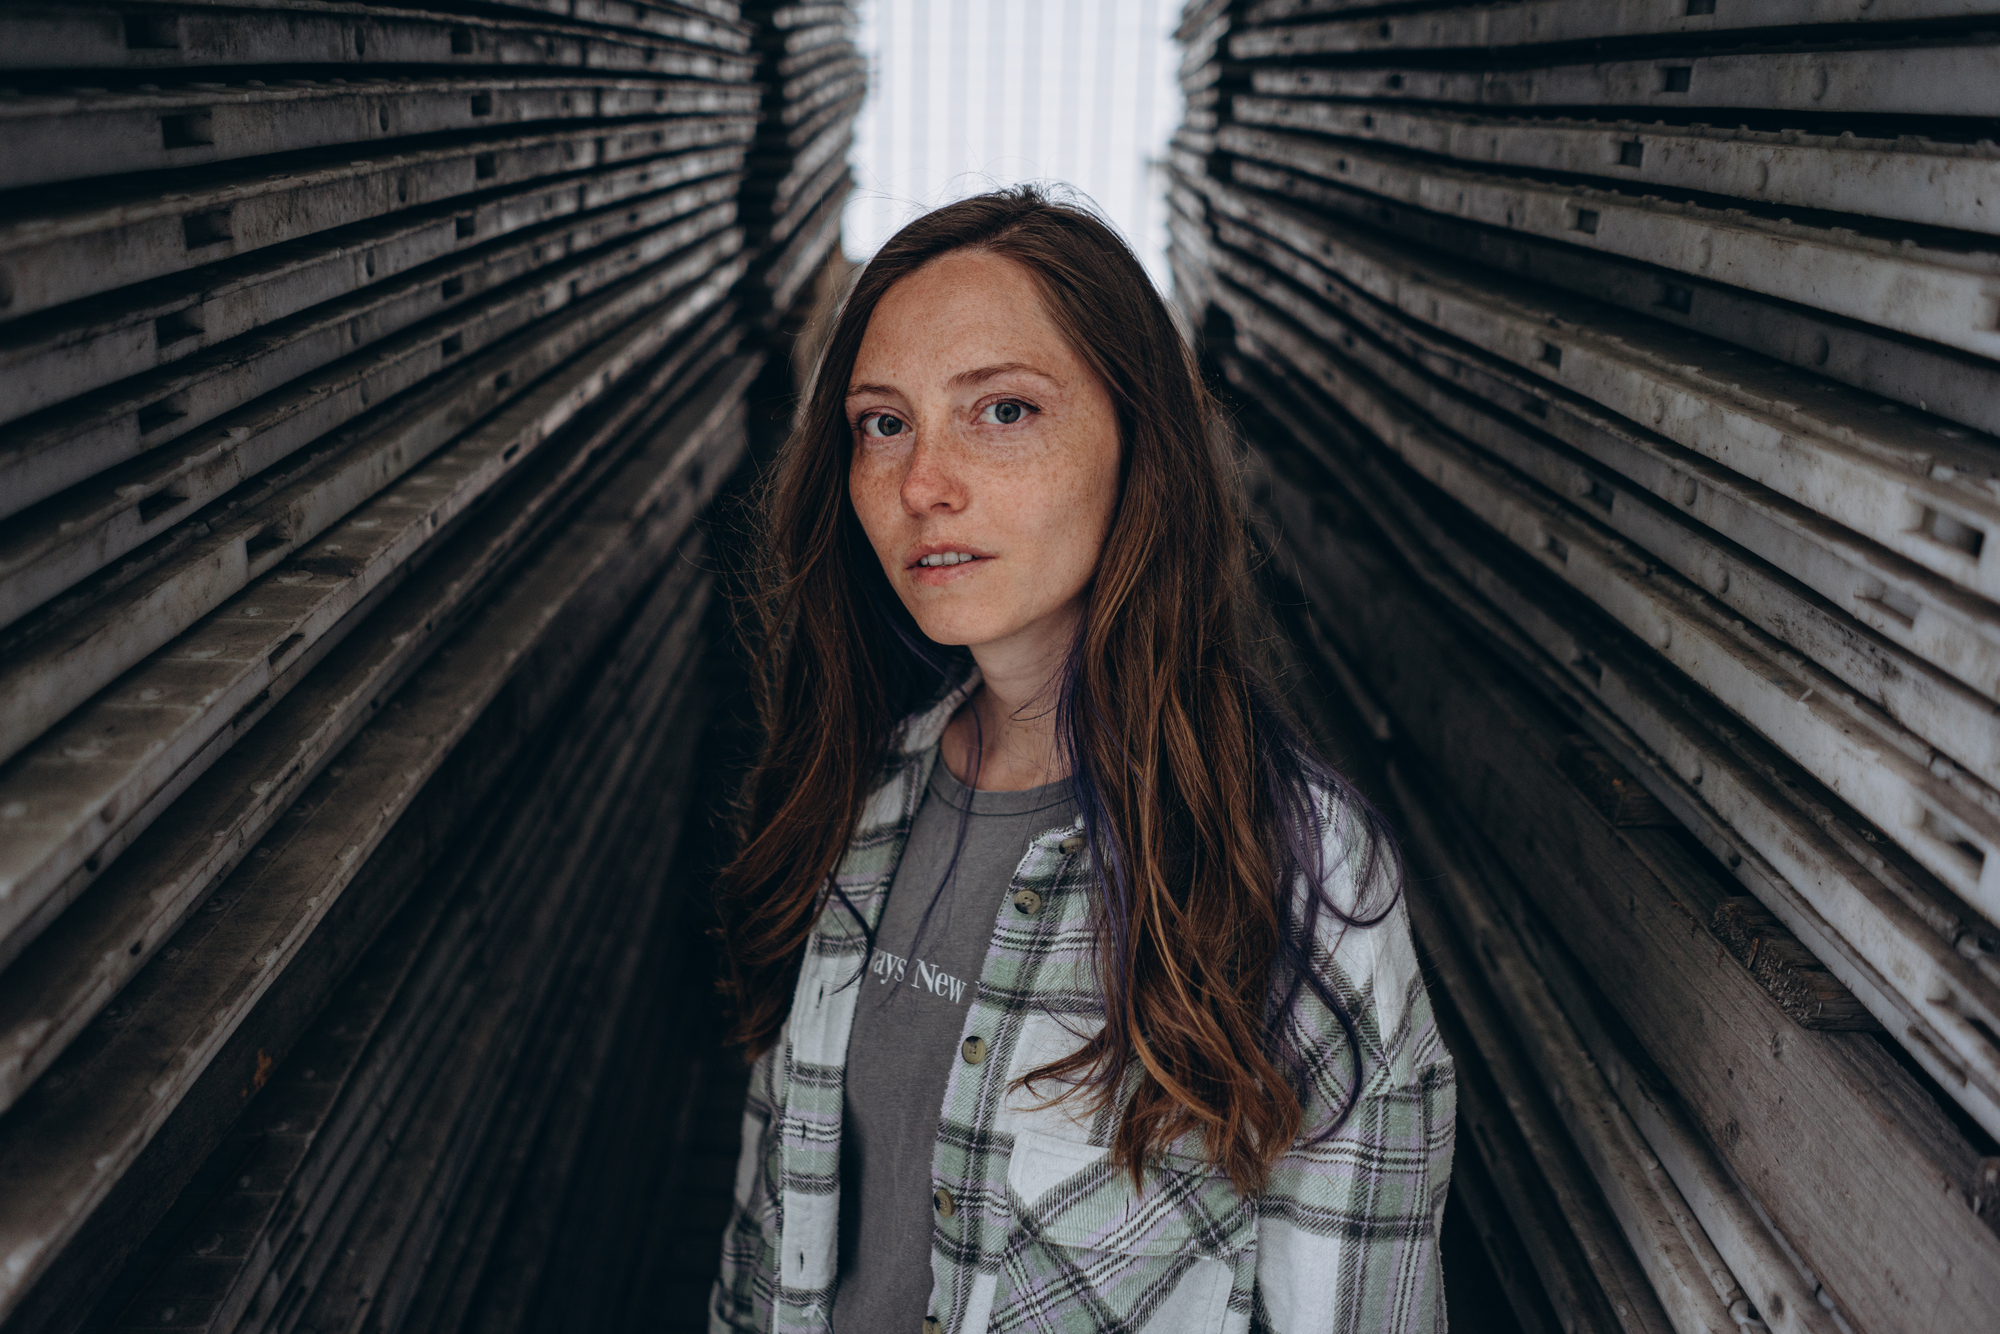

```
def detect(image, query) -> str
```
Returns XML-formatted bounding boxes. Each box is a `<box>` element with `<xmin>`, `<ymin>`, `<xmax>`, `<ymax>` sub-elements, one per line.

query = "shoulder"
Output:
<box><xmin>1285</xmin><ymin>779</ymin><xmax>1432</xmax><ymax>1082</ymax></box>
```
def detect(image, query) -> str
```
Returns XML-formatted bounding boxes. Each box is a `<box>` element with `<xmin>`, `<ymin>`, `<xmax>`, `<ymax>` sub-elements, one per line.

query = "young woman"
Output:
<box><xmin>711</xmin><ymin>187</ymin><xmax>1455</xmax><ymax>1334</ymax></box>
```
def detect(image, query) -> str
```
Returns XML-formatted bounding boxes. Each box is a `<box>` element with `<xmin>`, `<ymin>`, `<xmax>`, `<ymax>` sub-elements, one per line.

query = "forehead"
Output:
<box><xmin>852</xmin><ymin>250</ymin><xmax>1078</xmax><ymax>381</ymax></box>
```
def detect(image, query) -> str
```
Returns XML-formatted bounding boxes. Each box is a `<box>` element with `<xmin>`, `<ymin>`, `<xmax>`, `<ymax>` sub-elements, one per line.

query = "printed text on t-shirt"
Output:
<box><xmin>868</xmin><ymin>948</ymin><xmax>968</xmax><ymax>1004</ymax></box>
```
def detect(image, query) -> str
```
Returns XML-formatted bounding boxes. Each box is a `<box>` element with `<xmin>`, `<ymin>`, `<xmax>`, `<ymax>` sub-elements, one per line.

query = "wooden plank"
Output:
<box><xmin>1207</xmin><ymin>133</ymin><xmax>2000</xmax><ymax>441</ymax></box>
<box><xmin>0</xmin><ymin>332</ymin><xmax>752</xmax><ymax>1115</ymax></box>
<box><xmin>1192</xmin><ymin>164</ymin><xmax>2000</xmax><ymax>664</ymax></box>
<box><xmin>1204</xmin><ymin>254</ymin><xmax>2000</xmax><ymax>930</ymax></box>
<box><xmin>0</xmin><ymin>233</ymin><xmax>744</xmax><ymax>784</ymax></box>
<box><xmin>1</xmin><ymin>191</ymin><xmax>740</xmax><ymax>626</ymax></box>
<box><xmin>280</xmin><ymin>568</ymin><xmax>711</xmax><ymax>1334</ymax></box>
<box><xmin>1237</xmin><ymin>34</ymin><xmax>2000</xmax><ymax>118</ymax></box>
<box><xmin>1411</xmin><ymin>883</ymin><xmax>1675</xmax><ymax>1334</ymax></box>
<box><xmin>1239</xmin><ymin>0</ymin><xmax>2000</xmax><ymax>47</ymax></box>
<box><xmin>1406</xmin><ymin>859</ymin><xmax>1741</xmax><ymax>1334</ymax></box>
<box><xmin>1239</xmin><ymin>360</ymin><xmax>2000</xmax><ymax>1334</ymax></box>
<box><xmin>0</xmin><ymin>75</ymin><xmax>758</xmax><ymax>190</ymax></box>
<box><xmin>1232</xmin><ymin>96</ymin><xmax>2000</xmax><ymax>238</ymax></box>
<box><xmin>0</xmin><ymin>355</ymin><xmax>758</xmax><ymax>1324</ymax></box>
<box><xmin>1222</xmin><ymin>124</ymin><xmax>2000</xmax><ymax>365</ymax></box>
<box><xmin>1708</xmin><ymin>898</ymin><xmax>1880</xmax><ymax>1032</ymax></box>
<box><xmin>0</xmin><ymin>0</ymin><xmax>751</xmax><ymax>71</ymax></box>
<box><xmin>1227</xmin><ymin>333</ymin><xmax>2000</xmax><ymax>1134</ymax></box>
<box><xmin>0</xmin><ymin>111</ymin><xmax>757</xmax><ymax>326</ymax></box>
<box><xmin>0</xmin><ymin>277</ymin><xmax>742</xmax><ymax>993</ymax></box>
<box><xmin>1390</xmin><ymin>758</ymin><xmax>1845</xmax><ymax>1334</ymax></box>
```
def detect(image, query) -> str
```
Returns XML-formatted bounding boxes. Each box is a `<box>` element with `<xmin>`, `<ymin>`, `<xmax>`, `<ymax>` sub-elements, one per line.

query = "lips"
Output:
<box><xmin>904</xmin><ymin>541</ymin><xmax>995</xmax><ymax>570</ymax></box>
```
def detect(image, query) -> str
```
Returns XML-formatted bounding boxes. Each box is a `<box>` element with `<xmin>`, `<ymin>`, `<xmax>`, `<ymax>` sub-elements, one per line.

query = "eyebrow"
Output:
<box><xmin>846</xmin><ymin>362</ymin><xmax>1057</xmax><ymax>398</ymax></box>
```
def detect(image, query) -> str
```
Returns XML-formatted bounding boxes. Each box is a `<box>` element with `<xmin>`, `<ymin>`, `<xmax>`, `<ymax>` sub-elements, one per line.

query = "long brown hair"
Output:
<box><xmin>717</xmin><ymin>186</ymin><xmax>1398</xmax><ymax>1194</ymax></box>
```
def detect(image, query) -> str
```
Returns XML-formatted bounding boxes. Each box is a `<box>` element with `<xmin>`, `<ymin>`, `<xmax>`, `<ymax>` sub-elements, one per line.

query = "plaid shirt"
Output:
<box><xmin>712</xmin><ymin>675</ymin><xmax>1456</xmax><ymax>1334</ymax></box>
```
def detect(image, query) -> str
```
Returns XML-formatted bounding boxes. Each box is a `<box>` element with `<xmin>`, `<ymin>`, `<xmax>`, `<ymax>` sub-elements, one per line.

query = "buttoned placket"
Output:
<box><xmin>921</xmin><ymin>816</ymin><xmax>1088</xmax><ymax>1334</ymax></box>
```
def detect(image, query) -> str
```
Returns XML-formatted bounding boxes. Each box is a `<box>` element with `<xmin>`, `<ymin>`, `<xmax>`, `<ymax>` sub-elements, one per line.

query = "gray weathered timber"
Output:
<box><xmin>1187</xmin><ymin>179</ymin><xmax>2000</xmax><ymax>720</ymax></box>
<box><xmin>1389</xmin><ymin>762</ymin><xmax>1844</xmax><ymax>1334</ymax></box>
<box><xmin>1232</xmin><ymin>337</ymin><xmax>2000</xmax><ymax>1140</ymax></box>
<box><xmin>1208</xmin><ymin>256</ymin><xmax>2000</xmax><ymax>926</ymax></box>
<box><xmin>763</xmin><ymin>169</ymin><xmax>850</xmax><ymax>315</ymax></box>
<box><xmin>0</xmin><ymin>313</ymin><xmax>742</xmax><ymax>1129</ymax></box>
<box><xmin>1249</xmin><ymin>419</ymin><xmax>2000</xmax><ymax>1334</ymax></box>
<box><xmin>1710</xmin><ymin>898</ymin><xmax>1879</xmax><ymax>1030</ymax></box>
<box><xmin>1406</xmin><ymin>904</ymin><xmax>1655</xmax><ymax>1334</ymax></box>
<box><xmin>271</xmin><ymin>566</ymin><xmax>709</xmax><ymax>1334</ymax></box>
<box><xmin>1223</xmin><ymin>125</ymin><xmax>2000</xmax><ymax>365</ymax></box>
<box><xmin>1241</xmin><ymin>0</ymin><xmax>2000</xmax><ymax>41</ymax></box>
<box><xmin>0</xmin><ymin>353</ymin><xmax>757</xmax><ymax>1325</ymax></box>
<box><xmin>0</xmin><ymin>193</ymin><xmax>740</xmax><ymax>627</ymax></box>
<box><xmin>0</xmin><ymin>76</ymin><xmax>758</xmax><ymax>190</ymax></box>
<box><xmin>1199</xmin><ymin>157</ymin><xmax>2000</xmax><ymax>444</ymax></box>
<box><xmin>1232</xmin><ymin>96</ymin><xmax>2000</xmax><ymax>236</ymax></box>
<box><xmin>1405</xmin><ymin>859</ymin><xmax>1739</xmax><ymax>1334</ymax></box>
<box><xmin>0</xmin><ymin>145</ymin><xmax>746</xmax><ymax>428</ymax></box>
<box><xmin>1206</xmin><ymin>157</ymin><xmax>2000</xmax><ymax>609</ymax></box>
<box><xmin>1240</xmin><ymin>35</ymin><xmax>2000</xmax><ymax>118</ymax></box>
<box><xmin>1202</xmin><ymin>203</ymin><xmax>2000</xmax><ymax>791</ymax></box>
<box><xmin>0</xmin><ymin>111</ymin><xmax>757</xmax><ymax>324</ymax></box>
<box><xmin>0</xmin><ymin>0</ymin><xmax>750</xmax><ymax>71</ymax></box>
<box><xmin>0</xmin><ymin>253</ymin><xmax>747</xmax><ymax>983</ymax></box>
<box><xmin>0</xmin><ymin>235</ymin><xmax>745</xmax><ymax>785</ymax></box>
<box><xmin>1406</xmin><ymin>876</ymin><xmax>1678</xmax><ymax>1334</ymax></box>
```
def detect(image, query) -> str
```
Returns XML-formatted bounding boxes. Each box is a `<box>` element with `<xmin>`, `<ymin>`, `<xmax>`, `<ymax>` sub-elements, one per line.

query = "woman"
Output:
<box><xmin>711</xmin><ymin>187</ymin><xmax>1455</xmax><ymax>1334</ymax></box>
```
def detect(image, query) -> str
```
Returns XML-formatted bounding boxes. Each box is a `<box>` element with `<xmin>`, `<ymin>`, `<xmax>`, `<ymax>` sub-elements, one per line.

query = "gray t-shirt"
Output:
<box><xmin>832</xmin><ymin>761</ymin><xmax>1079</xmax><ymax>1333</ymax></box>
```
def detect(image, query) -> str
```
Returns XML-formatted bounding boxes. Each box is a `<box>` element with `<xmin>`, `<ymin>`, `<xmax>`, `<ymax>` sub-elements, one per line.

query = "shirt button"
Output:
<box><xmin>1059</xmin><ymin>834</ymin><xmax>1085</xmax><ymax>854</ymax></box>
<box><xmin>1011</xmin><ymin>888</ymin><xmax>1043</xmax><ymax>916</ymax></box>
<box><xmin>933</xmin><ymin>1186</ymin><xmax>956</xmax><ymax>1217</ymax></box>
<box><xmin>961</xmin><ymin>1035</ymin><xmax>988</xmax><ymax>1065</ymax></box>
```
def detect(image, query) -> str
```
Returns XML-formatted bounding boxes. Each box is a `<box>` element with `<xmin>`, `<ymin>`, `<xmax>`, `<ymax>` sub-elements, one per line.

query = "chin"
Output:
<box><xmin>905</xmin><ymin>606</ymin><xmax>1013</xmax><ymax>650</ymax></box>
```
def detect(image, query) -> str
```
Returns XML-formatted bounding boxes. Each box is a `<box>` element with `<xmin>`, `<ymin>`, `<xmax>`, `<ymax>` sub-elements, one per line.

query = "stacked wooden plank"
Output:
<box><xmin>0</xmin><ymin>2</ymin><xmax>780</xmax><ymax>1329</ymax></box>
<box><xmin>738</xmin><ymin>0</ymin><xmax>861</xmax><ymax>326</ymax></box>
<box><xmin>1171</xmin><ymin>3</ymin><xmax>2000</xmax><ymax>1332</ymax></box>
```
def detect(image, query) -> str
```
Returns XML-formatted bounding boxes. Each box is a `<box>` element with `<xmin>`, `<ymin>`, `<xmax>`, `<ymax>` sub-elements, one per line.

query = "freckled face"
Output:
<box><xmin>847</xmin><ymin>250</ymin><xmax>1122</xmax><ymax>656</ymax></box>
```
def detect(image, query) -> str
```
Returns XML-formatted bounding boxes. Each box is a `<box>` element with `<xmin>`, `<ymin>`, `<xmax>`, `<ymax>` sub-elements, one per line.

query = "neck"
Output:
<box><xmin>942</xmin><ymin>617</ymin><xmax>1075</xmax><ymax>792</ymax></box>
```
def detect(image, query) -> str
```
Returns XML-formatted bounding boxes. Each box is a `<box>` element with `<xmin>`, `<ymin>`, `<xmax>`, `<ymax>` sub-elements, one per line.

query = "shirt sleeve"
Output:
<box><xmin>710</xmin><ymin>1040</ymin><xmax>786</xmax><ymax>1334</ymax></box>
<box><xmin>1250</xmin><ymin>838</ymin><xmax>1458</xmax><ymax>1333</ymax></box>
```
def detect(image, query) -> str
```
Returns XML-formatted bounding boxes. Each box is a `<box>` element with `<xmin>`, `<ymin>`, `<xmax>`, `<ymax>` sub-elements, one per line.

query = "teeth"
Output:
<box><xmin>919</xmin><ymin>552</ymin><xmax>975</xmax><ymax>567</ymax></box>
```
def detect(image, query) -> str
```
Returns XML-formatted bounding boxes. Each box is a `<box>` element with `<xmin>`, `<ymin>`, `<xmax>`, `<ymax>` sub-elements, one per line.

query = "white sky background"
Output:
<box><xmin>841</xmin><ymin>0</ymin><xmax>1183</xmax><ymax>293</ymax></box>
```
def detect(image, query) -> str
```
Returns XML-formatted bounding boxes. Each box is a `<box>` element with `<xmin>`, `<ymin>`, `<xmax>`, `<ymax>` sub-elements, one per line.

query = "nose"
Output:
<box><xmin>899</xmin><ymin>427</ymin><xmax>966</xmax><ymax>517</ymax></box>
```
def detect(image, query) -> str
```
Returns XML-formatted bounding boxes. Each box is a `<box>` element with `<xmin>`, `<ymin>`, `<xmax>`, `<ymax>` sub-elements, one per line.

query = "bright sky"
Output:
<box><xmin>841</xmin><ymin>0</ymin><xmax>1184</xmax><ymax>293</ymax></box>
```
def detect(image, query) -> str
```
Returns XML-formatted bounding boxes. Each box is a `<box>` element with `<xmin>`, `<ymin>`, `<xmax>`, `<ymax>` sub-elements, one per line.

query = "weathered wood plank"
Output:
<box><xmin>0</xmin><ymin>75</ymin><xmax>758</xmax><ymax>190</ymax></box>
<box><xmin>0</xmin><ymin>355</ymin><xmax>756</xmax><ymax>1324</ymax></box>
<box><xmin>1</xmin><ymin>192</ymin><xmax>740</xmax><ymax>627</ymax></box>
<box><xmin>1241</xmin><ymin>372</ymin><xmax>2000</xmax><ymax>1334</ymax></box>
<box><xmin>0</xmin><ymin>248</ymin><xmax>747</xmax><ymax>940</ymax></box>
<box><xmin>1205</xmin><ymin>283</ymin><xmax>2000</xmax><ymax>1136</ymax></box>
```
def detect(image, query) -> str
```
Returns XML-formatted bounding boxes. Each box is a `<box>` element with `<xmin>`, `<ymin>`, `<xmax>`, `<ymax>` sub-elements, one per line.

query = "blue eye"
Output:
<box><xmin>978</xmin><ymin>400</ymin><xmax>1032</xmax><ymax>425</ymax></box>
<box><xmin>862</xmin><ymin>413</ymin><xmax>906</xmax><ymax>438</ymax></box>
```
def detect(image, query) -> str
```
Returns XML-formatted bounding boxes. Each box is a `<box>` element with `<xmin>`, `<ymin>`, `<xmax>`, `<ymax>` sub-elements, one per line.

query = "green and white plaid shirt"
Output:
<box><xmin>711</xmin><ymin>675</ymin><xmax>1456</xmax><ymax>1334</ymax></box>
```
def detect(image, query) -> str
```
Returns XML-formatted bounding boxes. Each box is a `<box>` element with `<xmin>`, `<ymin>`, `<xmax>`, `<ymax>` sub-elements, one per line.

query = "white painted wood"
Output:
<box><xmin>0</xmin><ymin>143</ymin><xmax>745</xmax><ymax>428</ymax></box>
<box><xmin>0</xmin><ymin>250</ymin><xmax>748</xmax><ymax>953</ymax></box>
<box><xmin>0</xmin><ymin>75</ymin><xmax>758</xmax><ymax>190</ymax></box>
<box><xmin>1225</xmin><ymin>126</ymin><xmax>2000</xmax><ymax>363</ymax></box>
<box><xmin>0</xmin><ymin>357</ymin><xmax>755</xmax><ymax>1324</ymax></box>
<box><xmin>1211</xmin><ymin>146</ymin><xmax>2000</xmax><ymax>604</ymax></box>
<box><xmin>1241</xmin><ymin>0</ymin><xmax>2000</xmax><ymax>44</ymax></box>
<box><xmin>1234</xmin><ymin>97</ymin><xmax>2000</xmax><ymax>236</ymax></box>
<box><xmin>0</xmin><ymin>0</ymin><xmax>749</xmax><ymax>69</ymax></box>
<box><xmin>1394</xmin><ymin>764</ymin><xmax>1830</xmax><ymax>1334</ymax></box>
<box><xmin>1217</xmin><ymin>315</ymin><xmax>2000</xmax><ymax>1140</ymax></box>
<box><xmin>1242</xmin><ymin>36</ymin><xmax>2000</xmax><ymax>118</ymax></box>
<box><xmin>0</xmin><ymin>111</ymin><xmax>757</xmax><ymax>326</ymax></box>
<box><xmin>0</xmin><ymin>195</ymin><xmax>740</xmax><ymax>629</ymax></box>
